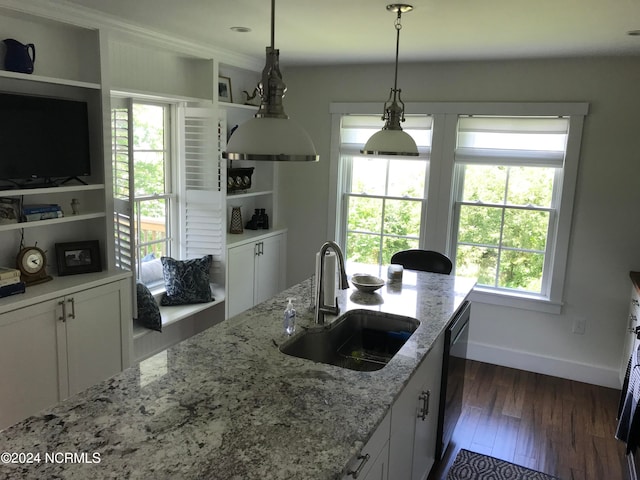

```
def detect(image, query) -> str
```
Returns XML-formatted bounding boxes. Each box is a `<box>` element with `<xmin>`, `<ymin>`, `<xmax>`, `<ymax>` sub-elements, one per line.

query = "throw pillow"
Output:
<box><xmin>160</xmin><ymin>255</ymin><xmax>213</xmax><ymax>306</ymax></box>
<box><xmin>136</xmin><ymin>283</ymin><xmax>162</xmax><ymax>332</ymax></box>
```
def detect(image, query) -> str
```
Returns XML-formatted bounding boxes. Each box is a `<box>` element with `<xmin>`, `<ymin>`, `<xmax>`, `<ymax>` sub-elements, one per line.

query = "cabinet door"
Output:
<box><xmin>227</xmin><ymin>242</ymin><xmax>257</xmax><ymax>318</ymax></box>
<box><xmin>0</xmin><ymin>299</ymin><xmax>64</xmax><ymax>429</ymax></box>
<box><xmin>255</xmin><ymin>234</ymin><xmax>286</xmax><ymax>305</ymax></box>
<box><xmin>342</xmin><ymin>412</ymin><xmax>390</xmax><ymax>480</ymax></box>
<box><xmin>362</xmin><ymin>440</ymin><xmax>390</xmax><ymax>480</ymax></box>
<box><xmin>388</xmin><ymin>334</ymin><xmax>444</xmax><ymax>480</ymax></box>
<box><xmin>65</xmin><ymin>282</ymin><xmax>124</xmax><ymax>397</ymax></box>
<box><xmin>412</xmin><ymin>335</ymin><xmax>444</xmax><ymax>480</ymax></box>
<box><xmin>389</xmin><ymin>365</ymin><xmax>420</xmax><ymax>479</ymax></box>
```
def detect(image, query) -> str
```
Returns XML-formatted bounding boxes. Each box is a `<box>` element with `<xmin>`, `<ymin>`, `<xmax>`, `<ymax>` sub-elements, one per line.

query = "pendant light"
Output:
<box><xmin>361</xmin><ymin>4</ymin><xmax>418</xmax><ymax>156</ymax></box>
<box><xmin>223</xmin><ymin>0</ymin><xmax>318</xmax><ymax>162</ymax></box>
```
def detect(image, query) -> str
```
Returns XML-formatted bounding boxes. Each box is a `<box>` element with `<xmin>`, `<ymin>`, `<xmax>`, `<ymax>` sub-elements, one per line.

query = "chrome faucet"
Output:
<box><xmin>315</xmin><ymin>241</ymin><xmax>349</xmax><ymax>325</ymax></box>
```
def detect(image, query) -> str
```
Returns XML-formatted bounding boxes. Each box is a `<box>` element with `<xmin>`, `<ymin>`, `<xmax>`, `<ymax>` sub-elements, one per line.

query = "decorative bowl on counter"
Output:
<box><xmin>351</xmin><ymin>273</ymin><xmax>385</xmax><ymax>293</ymax></box>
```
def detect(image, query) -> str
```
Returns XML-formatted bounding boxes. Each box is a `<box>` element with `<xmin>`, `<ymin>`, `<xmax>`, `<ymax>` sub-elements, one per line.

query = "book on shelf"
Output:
<box><xmin>22</xmin><ymin>203</ymin><xmax>62</xmax><ymax>215</ymax></box>
<box><xmin>0</xmin><ymin>276</ymin><xmax>20</xmax><ymax>287</ymax></box>
<box><xmin>23</xmin><ymin>210</ymin><xmax>64</xmax><ymax>222</ymax></box>
<box><xmin>0</xmin><ymin>281</ymin><xmax>26</xmax><ymax>299</ymax></box>
<box><xmin>0</xmin><ymin>267</ymin><xmax>20</xmax><ymax>281</ymax></box>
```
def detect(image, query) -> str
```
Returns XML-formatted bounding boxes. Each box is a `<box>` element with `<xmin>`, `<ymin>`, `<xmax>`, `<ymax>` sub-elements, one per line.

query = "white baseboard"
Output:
<box><xmin>467</xmin><ymin>340</ymin><xmax>621</xmax><ymax>389</ymax></box>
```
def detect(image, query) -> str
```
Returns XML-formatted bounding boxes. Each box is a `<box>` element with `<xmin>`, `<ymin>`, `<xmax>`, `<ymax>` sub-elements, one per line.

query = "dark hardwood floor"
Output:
<box><xmin>428</xmin><ymin>360</ymin><xmax>629</xmax><ymax>480</ymax></box>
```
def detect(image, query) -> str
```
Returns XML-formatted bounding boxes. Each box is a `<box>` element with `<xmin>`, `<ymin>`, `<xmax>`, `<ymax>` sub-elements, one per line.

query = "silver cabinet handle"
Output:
<box><xmin>418</xmin><ymin>390</ymin><xmax>430</xmax><ymax>421</ymax></box>
<box><xmin>67</xmin><ymin>298</ymin><xmax>76</xmax><ymax>320</ymax></box>
<box><xmin>58</xmin><ymin>300</ymin><xmax>66</xmax><ymax>322</ymax></box>
<box><xmin>347</xmin><ymin>453</ymin><xmax>370</xmax><ymax>479</ymax></box>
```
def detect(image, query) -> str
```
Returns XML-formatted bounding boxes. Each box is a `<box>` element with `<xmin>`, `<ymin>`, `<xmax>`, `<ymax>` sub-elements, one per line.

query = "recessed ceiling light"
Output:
<box><xmin>230</xmin><ymin>26</ymin><xmax>251</xmax><ymax>33</ymax></box>
<box><xmin>627</xmin><ymin>30</ymin><xmax>640</xmax><ymax>36</ymax></box>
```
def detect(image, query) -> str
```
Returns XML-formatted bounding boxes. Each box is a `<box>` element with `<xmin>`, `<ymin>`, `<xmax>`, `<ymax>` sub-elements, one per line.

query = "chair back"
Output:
<box><xmin>390</xmin><ymin>249</ymin><xmax>453</xmax><ymax>275</ymax></box>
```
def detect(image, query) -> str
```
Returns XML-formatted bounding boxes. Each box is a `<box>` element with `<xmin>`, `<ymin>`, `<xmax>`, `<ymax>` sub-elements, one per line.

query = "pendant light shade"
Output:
<box><xmin>223</xmin><ymin>0</ymin><xmax>318</xmax><ymax>162</ymax></box>
<box><xmin>361</xmin><ymin>127</ymin><xmax>419</xmax><ymax>156</ymax></box>
<box><xmin>225</xmin><ymin>116</ymin><xmax>317</xmax><ymax>162</ymax></box>
<box><xmin>361</xmin><ymin>4</ymin><xmax>418</xmax><ymax>157</ymax></box>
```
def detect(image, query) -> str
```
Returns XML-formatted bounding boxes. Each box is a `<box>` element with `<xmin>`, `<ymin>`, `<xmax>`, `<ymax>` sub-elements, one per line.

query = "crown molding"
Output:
<box><xmin>0</xmin><ymin>0</ymin><xmax>262</xmax><ymax>71</ymax></box>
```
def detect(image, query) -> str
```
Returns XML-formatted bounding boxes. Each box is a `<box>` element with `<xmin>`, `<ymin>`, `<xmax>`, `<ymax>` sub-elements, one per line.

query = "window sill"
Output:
<box><xmin>469</xmin><ymin>287</ymin><xmax>562</xmax><ymax>314</ymax></box>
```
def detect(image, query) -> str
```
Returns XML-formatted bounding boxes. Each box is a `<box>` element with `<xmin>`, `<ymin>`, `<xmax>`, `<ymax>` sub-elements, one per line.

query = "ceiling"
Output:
<box><xmin>58</xmin><ymin>0</ymin><xmax>640</xmax><ymax>66</ymax></box>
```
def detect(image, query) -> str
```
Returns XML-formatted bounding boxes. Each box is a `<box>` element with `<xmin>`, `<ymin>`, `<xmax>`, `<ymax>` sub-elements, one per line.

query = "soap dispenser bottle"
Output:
<box><xmin>283</xmin><ymin>298</ymin><xmax>296</xmax><ymax>335</ymax></box>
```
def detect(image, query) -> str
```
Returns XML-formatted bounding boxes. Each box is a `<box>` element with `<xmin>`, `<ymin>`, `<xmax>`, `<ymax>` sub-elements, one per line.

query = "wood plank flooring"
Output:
<box><xmin>428</xmin><ymin>360</ymin><xmax>629</xmax><ymax>480</ymax></box>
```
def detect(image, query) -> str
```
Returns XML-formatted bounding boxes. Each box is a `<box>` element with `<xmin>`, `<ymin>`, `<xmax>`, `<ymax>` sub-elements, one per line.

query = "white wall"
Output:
<box><xmin>278</xmin><ymin>57</ymin><xmax>640</xmax><ymax>388</ymax></box>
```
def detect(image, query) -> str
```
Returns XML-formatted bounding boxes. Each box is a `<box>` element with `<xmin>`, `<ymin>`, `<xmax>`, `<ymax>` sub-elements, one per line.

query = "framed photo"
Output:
<box><xmin>218</xmin><ymin>76</ymin><xmax>232</xmax><ymax>102</ymax></box>
<box><xmin>55</xmin><ymin>240</ymin><xmax>102</xmax><ymax>276</ymax></box>
<box><xmin>0</xmin><ymin>197</ymin><xmax>20</xmax><ymax>225</ymax></box>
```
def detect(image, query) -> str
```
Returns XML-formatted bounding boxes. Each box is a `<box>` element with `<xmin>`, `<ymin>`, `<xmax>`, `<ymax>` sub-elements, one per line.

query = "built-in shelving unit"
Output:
<box><xmin>0</xmin><ymin>7</ymin><xmax>111</xmax><ymax>306</ymax></box>
<box><xmin>219</xmin><ymin>93</ymin><xmax>280</xmax><ymax>249</ymax></box>
<box><xmin>0</xmin><ymin>184</ymin><xmax>106</xmax><ymax>232</ymax></box>
<box><xmin>0</xmin><ymin>70</ymin><xmax>100</xmax><ymax>90</ymax></box>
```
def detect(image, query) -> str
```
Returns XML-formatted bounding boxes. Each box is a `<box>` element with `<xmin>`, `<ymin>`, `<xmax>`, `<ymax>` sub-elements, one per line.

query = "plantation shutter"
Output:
<box><xmin>111</xmin><ymin>97</ymin><xmax>137</xmax><ymax>315</ymax></box>
<box><xmin>178</xmin><ymin>106</ymin><xmax>226</xmax><ymax>287</ymax></box>
<box><xmin>455</xmin><ymin>116</ymin><xmax>570</xmax><ymax>167</ymax></box>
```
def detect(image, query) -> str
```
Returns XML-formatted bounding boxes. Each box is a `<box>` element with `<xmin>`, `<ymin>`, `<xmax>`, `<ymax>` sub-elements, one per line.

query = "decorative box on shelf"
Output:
<box><xmin>227</xmin><ymin>167</ymin><xmax>254</xmax><ymax>193</ymax></box>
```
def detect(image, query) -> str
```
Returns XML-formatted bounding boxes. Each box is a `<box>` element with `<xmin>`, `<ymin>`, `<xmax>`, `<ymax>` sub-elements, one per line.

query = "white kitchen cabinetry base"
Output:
<box><xmin>0</xmin><ymin>297</ymin><xmax>62</xmax><ymax>430</ymax></box>
<box><xmin>226</xmin><ymin>230</ymin><xmax>286</xmax><ymax>318</ymax></box>
<box><xmin>388</xmin><ymin>334</ymin><xmax>445</xmax><ymax>480</ymax></box>
<box><xmin>0</xmin><ymin>275</ymin><xmax>131</xmax><ymax>430</ymax></box>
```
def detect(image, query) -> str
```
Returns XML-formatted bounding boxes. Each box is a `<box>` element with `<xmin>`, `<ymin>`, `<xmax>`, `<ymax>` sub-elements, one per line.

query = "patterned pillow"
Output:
<box><xmin>160</xmin><ymin>255</ymin><xmax>213</xmax><ymax>306</ymax></box>
<box><xmin>136</xmin><ymin>283</ymin><xmax>162</xmax><ymax>332</ymax></box>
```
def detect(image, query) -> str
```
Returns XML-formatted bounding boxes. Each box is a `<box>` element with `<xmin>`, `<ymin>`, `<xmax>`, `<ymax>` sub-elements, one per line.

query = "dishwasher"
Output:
<box><xmin>436</xmin><ymin>300</ymin><xmax>470</xmax><ymax>460</ymax></box>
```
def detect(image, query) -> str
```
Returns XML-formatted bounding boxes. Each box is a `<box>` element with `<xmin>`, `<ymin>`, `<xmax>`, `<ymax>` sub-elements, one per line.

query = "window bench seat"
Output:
<box><xmin>132</xmin><ymin>288</ymin><xmax>225</xmax><ymax>362</ymax></box>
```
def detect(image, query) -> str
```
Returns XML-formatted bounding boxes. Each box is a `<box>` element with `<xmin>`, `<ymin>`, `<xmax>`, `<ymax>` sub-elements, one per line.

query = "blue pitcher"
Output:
<box><xmin>3</xmin><ymin>38</ymin><xmax>35</xmax><ymax>74</ymax></box>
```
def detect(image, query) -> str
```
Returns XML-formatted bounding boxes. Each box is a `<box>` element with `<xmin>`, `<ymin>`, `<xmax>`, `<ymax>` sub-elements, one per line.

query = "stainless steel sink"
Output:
<box><xmin>279</xmin><ymin>309</ymin><xmax>420</xmax><ymax>371</ymax></box>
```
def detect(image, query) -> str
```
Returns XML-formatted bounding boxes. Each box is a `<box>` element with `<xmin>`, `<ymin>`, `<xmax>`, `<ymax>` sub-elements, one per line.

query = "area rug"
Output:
<box><xmin>447</xmin><ymin>449</ymin><xmax>560</xmax><ymax>480</ymax></box>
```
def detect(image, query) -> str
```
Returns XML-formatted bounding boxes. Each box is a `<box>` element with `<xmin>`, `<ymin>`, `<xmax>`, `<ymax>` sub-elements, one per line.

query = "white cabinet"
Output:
<box><xmin>63</xmin><ymin>281</ymin><xmax>127</xmax><ymax>396</ymax></box>
<box><xmin>388</xmin><ymin>334</ymin><xmax>444</xmax><ymax>480</ymax></box>
<box><xmin>0</xmin><ymin>278</ymin><xmax>130</xmax><ymax>429</ymax></box>
<box><xmin>0</xmin><ymin>297</ymin><xmax>62</xmax><ymax>430</ymax></box>
<box><xmin>226</xmin><ymin>231</ymin><xmax>287</xmax><ymax>318</ymax></box>
<box><xmin>342</xmin><ymin>412</ymin><xmax>391</xmax><ymax>480</ymax></box>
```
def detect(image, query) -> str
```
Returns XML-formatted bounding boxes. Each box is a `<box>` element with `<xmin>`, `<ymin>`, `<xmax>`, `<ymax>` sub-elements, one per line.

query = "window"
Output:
<box><xmin>331</xmin><ymin>103</ymin><xmax>587</xmax><ymax>312</ymax></box>
<box><xmin>452</xmin><ymin>116</ymin><xmax>570</xmax><ymax>297</ymax></box>
<box><xmin>113</xmin><ymin>99</ymin><xmax>176</xmax><ymax>288</ymax></box>
<box><xmin>337</xmin><ymin>115</ymin><xmax>432</xmax><ymax>268</ymax></box>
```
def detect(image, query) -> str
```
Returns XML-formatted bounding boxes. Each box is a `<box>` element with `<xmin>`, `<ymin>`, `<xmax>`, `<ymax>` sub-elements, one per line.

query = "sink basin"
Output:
<box><xmin>279</xmin><ymin>309</ymin><xmax>420</xmax><ymax>371</ymax></box>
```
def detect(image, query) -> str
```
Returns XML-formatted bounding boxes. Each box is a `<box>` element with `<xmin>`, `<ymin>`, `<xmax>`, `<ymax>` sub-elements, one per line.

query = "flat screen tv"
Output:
<box><xmin>0</xmin><ymin>92</ymin><xmax>91</xmax><ymax>186</ymax></box>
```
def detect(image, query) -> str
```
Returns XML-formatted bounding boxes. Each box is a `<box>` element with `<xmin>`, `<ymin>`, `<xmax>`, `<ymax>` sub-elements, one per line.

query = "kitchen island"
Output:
<box><xmin>0</xmin><ymin>270</ymin><xmax>475</xmax><ymax>480</ymax></box>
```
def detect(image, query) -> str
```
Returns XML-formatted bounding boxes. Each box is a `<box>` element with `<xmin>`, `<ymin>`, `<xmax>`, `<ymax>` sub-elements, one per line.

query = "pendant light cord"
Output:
<box><xmin>393</xmin><ymin>11</ymin><xmax>402</xmax><ymax>97</ymax></box>
<box><xmin>270</xmin><ymin>0</ymin><xmax>276</xmax><ymax>49</ymax></box>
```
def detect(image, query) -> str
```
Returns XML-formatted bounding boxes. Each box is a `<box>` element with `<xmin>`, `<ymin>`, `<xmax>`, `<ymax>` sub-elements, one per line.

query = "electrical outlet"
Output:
<box><xmin>572</xmin><ymin>317</ymin><xmax>586</xmax><ymax>335</ymax></box>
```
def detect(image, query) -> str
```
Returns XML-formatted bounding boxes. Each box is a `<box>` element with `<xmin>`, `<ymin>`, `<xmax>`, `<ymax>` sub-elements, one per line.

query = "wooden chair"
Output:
<box><xmin>390</xmin><ymin>249</ymin><xmax>453</xmax><ymax>275</ymax></box>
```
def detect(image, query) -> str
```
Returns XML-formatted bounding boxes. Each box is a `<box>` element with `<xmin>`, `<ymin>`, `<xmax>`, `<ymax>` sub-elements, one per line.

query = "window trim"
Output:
<box><xmin>330</xmin><ymin>102</ymin><xmax>588</xmax><ymax>314</ymax></box>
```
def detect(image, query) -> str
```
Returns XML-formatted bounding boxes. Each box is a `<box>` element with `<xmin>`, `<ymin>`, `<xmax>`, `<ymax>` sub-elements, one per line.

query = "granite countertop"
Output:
<box><xmin>0</xmin><ymin>270</ymin><xmax>476</xmax><ymax>480</ymax></box>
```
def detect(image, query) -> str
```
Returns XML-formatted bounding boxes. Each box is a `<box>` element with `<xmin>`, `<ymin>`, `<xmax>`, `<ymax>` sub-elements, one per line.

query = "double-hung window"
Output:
<box><xmin>112</xmin><ymin>99</ymin><xmax>176</xmax><ymax>288</ymax></box>
<box><xmin>451</xmin><ymin>115</ymin><xmax>570</xmax><ymax>297</ymax></box>
<box><xmin>337</xmin><ymin>115</ymin><xmax>432</xmax><ymax>268</ymax></box>
<box><xmin>332</xmin><ymin>103</ymin><xmax>587</xmax><ymax>312</ymax></box>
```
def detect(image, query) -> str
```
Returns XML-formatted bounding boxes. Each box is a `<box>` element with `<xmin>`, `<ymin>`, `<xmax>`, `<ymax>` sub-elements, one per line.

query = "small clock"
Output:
<box><xmin>16</xmin><ymin>245</ymin><xmax>53</xmax><ymax>286</ymax></box>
